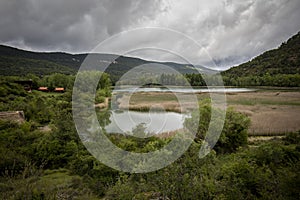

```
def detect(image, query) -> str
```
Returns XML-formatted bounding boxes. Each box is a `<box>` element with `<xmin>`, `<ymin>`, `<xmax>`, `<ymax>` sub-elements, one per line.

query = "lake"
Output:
<box><xmin>104</xmin><ymin>110</ymin><xmax>189</xmax><ymax>134</ymax></box>
<box><xmin>112</xmin><ymin>87</ymin><xmax>256</xmax><ymax>93</ymax></box>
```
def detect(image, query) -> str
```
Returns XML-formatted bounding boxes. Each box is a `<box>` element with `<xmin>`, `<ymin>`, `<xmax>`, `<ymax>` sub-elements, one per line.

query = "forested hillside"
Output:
<box><xmin>223</xmin><ymin>31</ymin><xmax>300</xmax><ymax>77</ymax></box>
<box><xmin>1</xmin><ymin>31</ymin><xmax>299</xmax><ymax>87</ymax></box>
<box><xmin>0</xmin><ymin>45</ymin><xmax>212</xmax><ymax>83</ymax></box>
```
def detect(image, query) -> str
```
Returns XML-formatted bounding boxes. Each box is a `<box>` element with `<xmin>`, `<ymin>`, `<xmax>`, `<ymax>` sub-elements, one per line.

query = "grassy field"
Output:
<box><xmin>226</xmin><ymin>91</ymin><xmax>300</xmax><ymax>135</ymax></box>
<box><xmin>226</xmin><ymin>91</ymin><xmax>300</xmax><ymax>106</ymax></box>
<box><xmin>114</xmin><ymin>89</ymin><xmax>300</xmax><ymax>136</ymax></box>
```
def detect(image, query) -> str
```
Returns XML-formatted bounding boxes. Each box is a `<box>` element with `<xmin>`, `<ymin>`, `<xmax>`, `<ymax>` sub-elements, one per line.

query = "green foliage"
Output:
<box><xmin>0</xmin><ymin>78</ymin><xmax>27</xmax><ymax>98</ymax></box>
<box><xmin>185</xmin><ymin>73</ymin><xmax>206</xmax><ymax>86</ymax></box>
<box><xmin>0</xmin><ymin>73</ymin><xmax>117</xmax><ymax>198</ymax></box>
<box><xmin>0</xmin><ymin>55</ymin><xmax>75</xmax><ymax>76</ymax></box>
<box><xmin>184</xmin><ymin>99</ymin><xmax>250</xmax><ymax>153</ymax></box>
<box><xmin>218</xmin><ymin>108</ymin><xmax>250</xmax><ymax>153</ymax></box>
<box><xmin>0</xmin><ymin>44</ymin><xmax>207</xmax><ymax>84</ymax></box>
<box><xmin>40</xmin><ymin>73</ymin><xmax>75</xmax><ymax>90</ymax></box>
<box><xmin>107</xmin><ymin>132</ymin><xmax>170</xmax><ymax>154</ymax></box>
<box><xmin>284</xmin><ymin>131</ymin><xmax>300</xmax><ymax>145</ymax></box>
<box><xmin>74</xmin><ymin>70</ymin><xmax>111</xmax><ymax>92</ymax></box>
<box><xmin>183</xmin><ymin>73</ymin><xmax>300</xmax><ymax>87</ymax></box>
<box><xmin>0</xmin><ymin>72</ymin><xmax>299</xmax><ymax>199</ymax></box>
<box><xmin>224</xmin><ymin>73</ymin><xmax>300</xmax><ymax>87</ymax></box>
<box><xmin>0</xmin><ymin>169</ymin><xmax>99</xmax><ymax>200</ymax></box>
<box><xmin>105</xmin><ymin>140</ymin><xmax>300</xmax><ymax>200</ymax></box>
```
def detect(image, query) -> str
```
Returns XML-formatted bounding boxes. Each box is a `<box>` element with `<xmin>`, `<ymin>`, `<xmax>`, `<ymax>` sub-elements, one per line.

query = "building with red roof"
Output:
<box><xmin>54</xmin><ymin>88</ymin><xmax>65</xmax><ymax>92</ymax></box>
<box><xmin>38</xmin><ymin>87</ymin><xmax>49</xmax><ymax>92</ymax></box>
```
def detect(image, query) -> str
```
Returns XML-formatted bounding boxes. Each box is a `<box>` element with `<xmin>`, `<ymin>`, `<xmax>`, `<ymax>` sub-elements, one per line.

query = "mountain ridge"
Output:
<box><xmin>1</xmin><ymin>31</ymin><xmax>299</xmax><ymax>80</ymax></box>
<box><xmin>222</xmin><ymin>31</ymin><xmax>300</xmax><ymax>77</ymax></box>
<box><xmin>0</xmin><ymin>44</ymin><xmax>213</xmax><ymax>80</ymax></box>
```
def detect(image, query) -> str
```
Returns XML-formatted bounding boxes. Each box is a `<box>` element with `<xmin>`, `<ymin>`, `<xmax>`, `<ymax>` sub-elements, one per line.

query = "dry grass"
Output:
<box><xmin>116</xmin><ymin>92</ymin><xmax>197</xmax><ymax>113</ymax></box>
<box><xmin>232</xmin><ymin>104</ymin><xmax>300</xmax><ymax>135</ymax></box>
<box><xmin>226</xmin><ymin>91</ymin><xmax>300</xmax><ymax>106</ymax></box>
<box><xmin>227</xmin><ymin>91</ymin><xmax>300</xmax><ymax>135</ymax></box>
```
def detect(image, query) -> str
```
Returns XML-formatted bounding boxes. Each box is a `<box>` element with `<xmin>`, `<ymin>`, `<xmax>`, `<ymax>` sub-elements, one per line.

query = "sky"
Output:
<box><xmin>0</xmin><ymin>0</ymin><xmax>300</xmax><ymax>69</ymax></box>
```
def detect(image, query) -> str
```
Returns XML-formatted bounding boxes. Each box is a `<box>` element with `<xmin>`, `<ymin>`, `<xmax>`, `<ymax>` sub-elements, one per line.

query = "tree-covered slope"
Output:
<box><xmin>223</xmin><ymin>31</ymin><xmax>300</xmax><ymax>77</ymax></box>
<box><xmin>0</xmin><ymin>45</ymin><xmax>86</xmax><ymax>71</ymax></box>
<box><xmin>0</xmin><ymin>55</ymin><xmax>75</xmax><ymax>76</ymax></box>
<box><xmin>0</xmin><ymin>45</ymin><xmax>212</xmax><ymax>79</ymax></box>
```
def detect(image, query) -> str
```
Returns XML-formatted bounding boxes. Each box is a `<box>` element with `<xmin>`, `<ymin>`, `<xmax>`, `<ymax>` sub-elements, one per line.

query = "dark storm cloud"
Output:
<box><xmin>0</xmin><ymin>0</ymin><xmax>299</xmax><ymax>68</ymax></box>
<box><xmin>0</xmin><ymin>0</ymin><xmax>164</xmax><ymax>52</ymax></box>
<box><xmin>0</xmin><ymin>0</ymin><xmax>97</xmax><ymax>50</ymax></box>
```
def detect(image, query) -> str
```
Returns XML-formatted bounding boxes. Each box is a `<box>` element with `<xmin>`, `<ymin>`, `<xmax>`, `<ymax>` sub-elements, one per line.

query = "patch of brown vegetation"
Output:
<box><xmin>233</xmin><ymin>105</ymin><xmax>300</xmax><ymax>135</ymax></box>
<box><xmin>117</xmin><ymin>92</ymin><xmax>197</xmax><ymax>113</ymax></box>
<box><xmin>95</xmin><ymin>97</ymin><xmax>110</xmax><ymax>109</ymax></box>
<box><xmin>228</xmin><ymin>91</ymin><xmax>300</xmax><ymax>135</ymax></box>
<box><xmin>226</xmin><ymin>91</ymin><xmax>300</xmax><ymax>105</ymax></box>
<box><xmin>0</xmin><ymin>111</ymin><xmax>25</xmax><ymax>123</ymax></box>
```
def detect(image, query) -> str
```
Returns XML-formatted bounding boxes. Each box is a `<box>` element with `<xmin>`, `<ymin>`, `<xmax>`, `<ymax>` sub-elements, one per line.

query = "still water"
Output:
<box><xmin>113</xmin><ymin>87</ymin><xmax>256</xmax><ymax>93</ymax></box>
<box><xmin>104</xmin><ymin>110</ymin><xmax>189</xmax><ymax>134</ymax></box>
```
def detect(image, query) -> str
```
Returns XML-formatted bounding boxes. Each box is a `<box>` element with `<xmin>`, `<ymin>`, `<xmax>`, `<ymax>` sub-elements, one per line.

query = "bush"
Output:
<box><xmin>284</xmin><ymin>131</ymin><xmax>300</xmax><ymax>145</ymax></box>
<box><xmin>184</xmin><ymin>99</ymin><xmax>250</xmax><ymax>153</ymax></box>
<box><xmin>216</xmin><ymin>108</ymin><xmax>250</xmax><ymax>153</ymax></box>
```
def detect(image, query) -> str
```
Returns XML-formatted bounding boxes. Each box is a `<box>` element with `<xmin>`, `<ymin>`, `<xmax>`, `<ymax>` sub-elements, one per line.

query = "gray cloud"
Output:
<box><xmin>0</xmin><ymin>0</ymin><xmax>299</xmax><ymax>69</ymax></box>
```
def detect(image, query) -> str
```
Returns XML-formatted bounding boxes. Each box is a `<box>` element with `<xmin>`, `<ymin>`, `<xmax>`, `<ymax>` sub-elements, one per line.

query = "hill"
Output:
<box><xmin>0</xmin><ymin>45</ymin><xmax>213</xmax><ymax>82</ymax></box>
<box><xmin>223</xmin><ymin>31</ymin><xmax>300</xmax><ymax>78</ymax></box>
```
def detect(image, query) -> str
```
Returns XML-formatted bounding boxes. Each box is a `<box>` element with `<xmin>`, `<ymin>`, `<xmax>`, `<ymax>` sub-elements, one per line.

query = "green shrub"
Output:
<box><xmin>184</xmin><ymin>99</ymin><xmax>250</xmax><ymax>153</ymax></box>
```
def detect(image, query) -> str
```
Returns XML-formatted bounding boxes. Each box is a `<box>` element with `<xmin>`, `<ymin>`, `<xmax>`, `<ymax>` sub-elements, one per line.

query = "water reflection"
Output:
<box><xmin>103</xmin><ymin>110</ymin><xmax>189</xmax><ymax>134</ymax></box>
<box><xmin>113</xmin><ymin>87</ymin><xmax>256</xmax><ymax>93</ymax></box>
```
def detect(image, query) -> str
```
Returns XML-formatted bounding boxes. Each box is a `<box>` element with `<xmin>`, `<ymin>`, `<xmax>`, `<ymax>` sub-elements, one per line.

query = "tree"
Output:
<box><xmin>184</xmin><ymin>99</ymin><xmax>250</xmax><ymax>153</ymax></box>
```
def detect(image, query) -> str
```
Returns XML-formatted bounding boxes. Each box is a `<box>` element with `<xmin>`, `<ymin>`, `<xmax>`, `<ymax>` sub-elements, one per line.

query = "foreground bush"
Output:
<box><xmin>184</xmin><ymin>99</ymin><xmax>250</xmax><ymax>154</ymax></box>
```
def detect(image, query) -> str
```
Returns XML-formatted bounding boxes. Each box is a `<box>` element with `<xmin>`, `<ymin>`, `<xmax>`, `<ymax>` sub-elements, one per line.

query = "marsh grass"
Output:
<box><xmin>228</xmin><ymin>99</ymin><xmax>300</xmax><ymax>106</ymax></box>
<box><xmin>129</xmin><ymin>92</ymin><xmax>179</xmax><ymax>103</ymax></box>
<box><xmin>226</xmin><ymin>91</ymin><xmax>300</xmax><ymax>106</ymax></box>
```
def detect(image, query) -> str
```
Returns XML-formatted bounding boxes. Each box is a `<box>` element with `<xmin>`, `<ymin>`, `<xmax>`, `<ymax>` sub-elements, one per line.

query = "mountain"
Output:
<box><xmin>1</xmin><ymin>31</ymin><xmax>299</xmax><ymax>81</ymax></box>
<box><xmin>223</xmin><ymin>31</ymin><xmax>300</xmax><ymax>77</ymax></box>
<box><xmin>0</xmin><ymin>45</ymin><xmax>214</xmax><ymax>81</ymax></box>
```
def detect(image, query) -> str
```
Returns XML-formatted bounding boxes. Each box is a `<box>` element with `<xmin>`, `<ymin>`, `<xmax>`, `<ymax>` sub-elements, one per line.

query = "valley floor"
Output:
<box><xmin>227</xmin><ymin>91</ymin><xmax>300</xmax><ymax>135</ymax></box>
<box><xmin>115</xmin><ymin>89</ymin><xmax>300</xmax><ymax>136</ymax></box>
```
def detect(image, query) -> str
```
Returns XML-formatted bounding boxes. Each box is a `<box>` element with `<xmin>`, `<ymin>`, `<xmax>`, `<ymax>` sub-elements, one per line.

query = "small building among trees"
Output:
<box><xmin>54</xmin><ymin>88</ymin><xmax>65</xmax><ymax>93</ymax></box>
<box><xmin>38</xmin><ymin>87</ymin><xmax>49</xmax><ymax>92</ymax></box>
